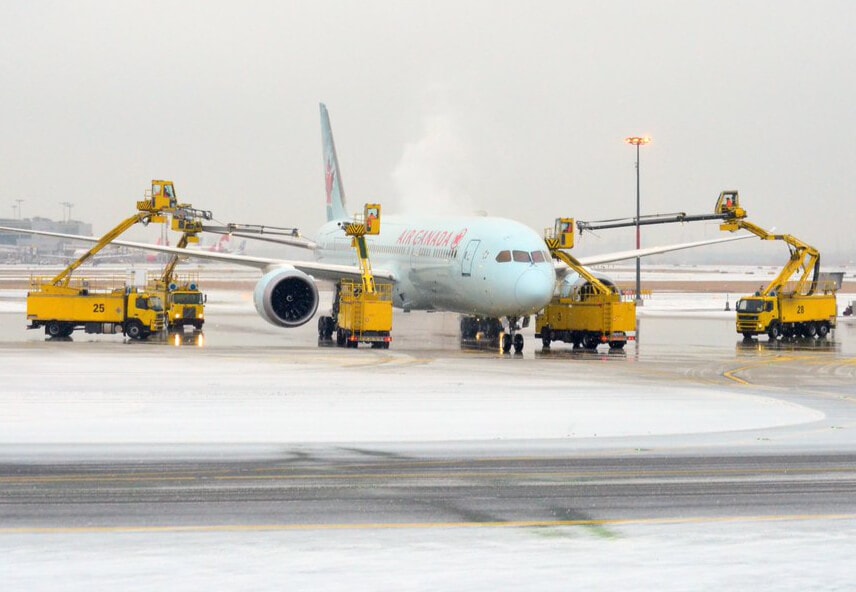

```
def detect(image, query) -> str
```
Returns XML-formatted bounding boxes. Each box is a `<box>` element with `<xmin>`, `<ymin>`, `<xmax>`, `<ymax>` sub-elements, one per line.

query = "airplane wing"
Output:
<box><xmin>202</xmin><ymin>230</ymin><xmax>317</xmax><ymax>250</ymax></box>
<box><xmin>556</xmin><ymin>234</ymin><xmax>753</xmax><ymax>279</ymax></box>
<box><xmin>0</xmin><ymin>226</ymin><xmax>396</xmax><ymax>283</ymax></box>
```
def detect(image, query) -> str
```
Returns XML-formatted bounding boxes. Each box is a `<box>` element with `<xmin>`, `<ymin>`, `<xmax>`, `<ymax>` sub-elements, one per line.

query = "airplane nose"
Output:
<box><xmin>515</xmin><ymin>267</ymin><xmax>554</xmax><ymax>312</ymax></box>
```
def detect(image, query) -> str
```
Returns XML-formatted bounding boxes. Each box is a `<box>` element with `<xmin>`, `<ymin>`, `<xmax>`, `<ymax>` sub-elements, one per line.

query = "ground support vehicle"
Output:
<box><xmin>27</xmin><ymin>279</ymin><xmax>164</xmax><ymax>339</ymax></box>
<box><xmin>25</xmin><ymin>179</ymin><xmax>209</xmax><ymax>340</ymax></box>
<box><xmin>576</xmin><ymin>190</ymin><xmax>839</xmax><ymax>342</ymax></box>
<box><xmin>148</xmin><ymin>231</ymin><xmax>206</xmax><ymax>332</ymax></box>
<box><xmin>155</xmin><ymin>274</ymin><xmax>205</xmax><ymax>332</ymax></box>
<box><xmin>317</xmin><ymin>204</ymin><xmax>393</xmax><ymax>349</ymax></box>
<box><xmin>736</xmin><ymin>292</ymin><xmax>836</xmax><ymax>340</ymax></box>
<box><xmin>713</xmin><ymin>191</ymin><xmax>838</xmax><ymax>341</ymax></box>
<box><xmin>534</xmin><ymin>219</ymin><xmax>636</xmax><ymax>350</ymax></box>
<box><xmin>334</xmin><ymin>280</ymin><xmax>393</xmax><ymax>348</ymax></box>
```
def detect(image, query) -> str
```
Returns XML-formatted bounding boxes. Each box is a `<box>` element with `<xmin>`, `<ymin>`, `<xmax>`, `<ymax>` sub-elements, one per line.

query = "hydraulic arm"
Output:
<box><xmin>49</xmin><ymin>212</ymin><xmax>152</xmax><ymax>288</ymax></box>
<box><xmin>535</xmin><ymin>219</ymin><xmax>636</xmax><ymax>350</ymax></box>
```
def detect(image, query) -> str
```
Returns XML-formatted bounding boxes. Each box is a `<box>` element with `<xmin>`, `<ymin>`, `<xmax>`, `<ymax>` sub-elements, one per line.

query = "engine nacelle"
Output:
<box><xmin>253</xmin><ymin>268</ymin><xmax>319</xmax><ymax>328</ymax></box>
<box><xmin>558</xmin><ymin>272</ymin><xmax>619</xmax><ymax>298</ymax></box>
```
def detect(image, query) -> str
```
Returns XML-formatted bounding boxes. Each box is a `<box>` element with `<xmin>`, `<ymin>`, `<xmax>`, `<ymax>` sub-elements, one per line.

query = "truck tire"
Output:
<box><xmin>805</xmin><ymin>322</ymin><xmax>817</xmax><ymax>338</ymax></box>
<box><xmin>767</xmin><ymin>322</ymin><xmax>781</xmax><ymax>340</ymax></box>
<box><xmin>126</xmin><ymin>320</ymin><xmax>145</xmax><ymax>340</ymax></box>
<box><xmin>583</xmin><ymin>334</ymin><xmax>600</xmax><ymax>350</ymax></box>
<box><xmin>46</xmin><ymin>321</ymin><xmax>63</xmax><ymax>338</ymax></box>
<box><xmin>541</xmin><ymin>327</ymin><xmax>552</xmax><ymax>348</ymax></box>
<box><xmin>818</xmin><ymin>323</ymin><xmax>830</xmax><ymax>339</ymax></box>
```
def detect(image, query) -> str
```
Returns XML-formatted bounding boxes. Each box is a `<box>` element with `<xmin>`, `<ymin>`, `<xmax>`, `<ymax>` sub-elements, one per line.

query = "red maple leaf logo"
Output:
<box><xmin>450</xmin><ymin>228</ymin><xmax>468</xmax><ymax>249</ymax></box>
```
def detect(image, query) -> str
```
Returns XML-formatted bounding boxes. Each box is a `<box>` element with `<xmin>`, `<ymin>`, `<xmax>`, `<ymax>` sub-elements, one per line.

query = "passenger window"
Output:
<box><xmin>495</xmin><ymin>250</ymin><xmax>511</xmax><ymax>263</ymax></box>
<box><xmin>531</xmin><ymin>251</ymin><xmax>545</xmax><ymax>263</ymax></box>
<box><xmin>513</xmin><ymin>250</ymin><xmax>531</xmax><ymax>262</ymax></box>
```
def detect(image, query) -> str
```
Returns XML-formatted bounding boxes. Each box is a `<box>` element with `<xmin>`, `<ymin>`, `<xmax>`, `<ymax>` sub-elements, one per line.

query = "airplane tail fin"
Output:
<box><xmin>320</xmin><ymin>103</ymin><xmax>349</xmax><ymax>222</ymax></box>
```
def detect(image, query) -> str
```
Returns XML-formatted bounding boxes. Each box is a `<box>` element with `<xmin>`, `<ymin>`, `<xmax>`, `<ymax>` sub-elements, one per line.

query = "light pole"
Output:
<box><xmin>15</xmin><ymin>199</ymin><xmax>24</xmax><ymax>220</ymax></box>
<box><xmin>625</xmin><ymin>136</ymin><xmax>651</xmax><ymax>305</ymax></box>
<box><xmin>60</xmin><ymin>201</ymin><xmax>74</xmax><ymax>222</ymax></box>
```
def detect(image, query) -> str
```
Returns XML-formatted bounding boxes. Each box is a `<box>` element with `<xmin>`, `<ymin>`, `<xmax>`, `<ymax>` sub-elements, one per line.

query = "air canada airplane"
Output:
<box><xmin>1</xmin><ymin>104</ymin><xmax>748</xmax><ymax>351</ymax></box>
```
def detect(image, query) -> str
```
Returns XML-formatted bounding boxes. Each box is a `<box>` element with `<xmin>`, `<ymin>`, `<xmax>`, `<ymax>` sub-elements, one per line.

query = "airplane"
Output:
<box><xmin>0</xmin><ymin>104</ymin><xmax>750</xmax><ymax>352</ymax></box>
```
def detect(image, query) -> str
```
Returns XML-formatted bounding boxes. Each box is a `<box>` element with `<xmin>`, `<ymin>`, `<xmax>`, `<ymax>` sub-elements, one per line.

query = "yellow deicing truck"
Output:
<box><xmin>148</xmin><ymin>231</ymin><xmax>206</xmax><ymax>332</ymax></box>
<box><xmin>27</xmin><ymin>280</ymin><xmax>164</xmax><ymax>339</ymax></box>
<box><xmin>715</xmin><ymin>191</ymin><xmax>838</xmax><ymax>340</ymax></box>
<box><xmin>25</xmin><ymin>180</ymin><xmax>210</xmax><ymax>340</ymax></box>
<box><xmin>535</xmin><ymin>219</ymin><xmax>636</xmax><ymax>350</ymax></box>
<box><xmin>317</xmin><ymin>204</ymin><xmax>393</xmax><ymax>349</ymax></box>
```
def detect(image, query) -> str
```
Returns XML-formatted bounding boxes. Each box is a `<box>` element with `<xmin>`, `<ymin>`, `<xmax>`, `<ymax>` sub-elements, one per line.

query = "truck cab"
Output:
<box><xmin>165</xmin><ymin>283</ymin><xmax>205</xmax><ymax>331</ymax></box>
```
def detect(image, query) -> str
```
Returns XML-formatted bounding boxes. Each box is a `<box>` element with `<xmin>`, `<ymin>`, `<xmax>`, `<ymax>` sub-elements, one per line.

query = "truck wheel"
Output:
<box><xmin>583</xmin><ymin>334</ymin><xmax>600</xmax><ymax>350</ymax></box>
<box><xmin>609</xmin><ymin>341</ymin><xmax>625</xmax><ymax>350</ymax></box>
<box><xmin>818</xmin><ymin>323</ymin><xmax>829</xmax><ymax>339</ymax></box>
<box><xmin>336</xmin><ymin>328</ymin><xmax>345</xmax><ymax>347</ymax></box>
<box><xmin>541</xmin><ymin>327</ymin><xmax>552</xmax><ymax>348</ymax></box>
<box><xmin>46</xmin><ymin>321</ymin><xmax>63</xmax><ymax>338</ymax></box>
<box><xmin>513</xmin><ymin>333</ymin><xmax>524</xmax><ymax>354</ymax></box>
<box><xmin>126</xmin><ymin>320</ymin><xmax>144</xmax><ymax>340</ymax></box>
<box><xmin>59</xmin><ymin>323</ymin><xmax>74</xmax><ymax>337</ymax></box>
<box><xmin>767</xmin><ymin>322</ymin><xmax>781</xmax><ymax>340</ymax></box>
<box><xmin>805</xmin><ymin>322</ymin><xmax>818</xmax><ymax>338</ymax></box>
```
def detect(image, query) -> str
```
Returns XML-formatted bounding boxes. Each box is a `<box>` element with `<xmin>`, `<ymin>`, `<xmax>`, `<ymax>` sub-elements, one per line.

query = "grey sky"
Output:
<box><xmin>2</xmin><ymin>1</ymin><xmax>854</xmax><ymax>263</ymax></box>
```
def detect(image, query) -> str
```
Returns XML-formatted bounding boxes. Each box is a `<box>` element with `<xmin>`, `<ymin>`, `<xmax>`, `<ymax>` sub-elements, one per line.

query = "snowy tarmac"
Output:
<box><xmin>2</xmin><ymin>275</ymin><xmax>856</xmax><ymax>591</ymax></box>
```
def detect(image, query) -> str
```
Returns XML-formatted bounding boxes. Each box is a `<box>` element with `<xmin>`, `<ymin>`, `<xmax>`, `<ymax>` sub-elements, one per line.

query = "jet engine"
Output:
<box><xmin>253</xmin><ymin>268</ymin><xmax>319</xmax><ymax>327</ymax></box>
<box><xmin>558</xmin><ymin>272</ymin><xmax>619</xmax><ymax>298</ymax></box>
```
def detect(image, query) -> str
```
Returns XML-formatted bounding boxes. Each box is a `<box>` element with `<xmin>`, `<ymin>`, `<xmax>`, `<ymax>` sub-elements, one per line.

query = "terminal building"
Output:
<box><xmin>0</xmin><ymin>217</ymin><xmax>93</xmax><ymax>263</ymax></box>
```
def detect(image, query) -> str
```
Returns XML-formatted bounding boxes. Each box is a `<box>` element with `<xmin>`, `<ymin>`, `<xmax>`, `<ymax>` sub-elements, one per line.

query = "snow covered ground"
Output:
<box><xmin>2</xmin><ymin>269</ymin><xmax>855</xmax><ymax>591</ymax></box>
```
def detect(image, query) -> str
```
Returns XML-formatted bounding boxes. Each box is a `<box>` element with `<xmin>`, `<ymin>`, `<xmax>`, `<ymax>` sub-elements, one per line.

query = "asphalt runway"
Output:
<box><xmin>4</xmin><ymin>453</ymin><xmax>856</xmax><ymax>532</ymax></box>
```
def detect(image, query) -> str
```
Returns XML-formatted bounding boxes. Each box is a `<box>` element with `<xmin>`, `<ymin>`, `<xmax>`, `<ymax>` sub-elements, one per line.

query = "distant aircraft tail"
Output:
<box><xmin>320</xmin><ymin>103</ymin><xmax>349</xmax><ymax>222</ymax></box>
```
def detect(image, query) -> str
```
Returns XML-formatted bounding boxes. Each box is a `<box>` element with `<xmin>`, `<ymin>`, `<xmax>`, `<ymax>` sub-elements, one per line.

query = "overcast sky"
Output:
<box><xmin>2</xmin><ymin>1</ymin><xmax>854</xmax><ymax>263</ymax></box>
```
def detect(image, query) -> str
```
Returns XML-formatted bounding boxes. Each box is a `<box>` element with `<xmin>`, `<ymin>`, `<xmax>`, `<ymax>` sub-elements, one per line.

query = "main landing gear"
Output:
<box><xmin>459</xmin><ymin>315</ymin><xmax>525</xmax><ymax>354</ymax></box>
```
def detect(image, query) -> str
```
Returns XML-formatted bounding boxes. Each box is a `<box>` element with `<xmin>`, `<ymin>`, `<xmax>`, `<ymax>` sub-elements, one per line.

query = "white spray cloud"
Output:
<box><xmin>390</xmin><ymin>105</ymin><xmax>476</xmax><ymax>216</ymax></box>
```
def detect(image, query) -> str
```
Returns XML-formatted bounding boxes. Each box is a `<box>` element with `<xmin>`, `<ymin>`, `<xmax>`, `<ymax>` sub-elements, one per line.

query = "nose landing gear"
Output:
<box><xmin>460</xmin><ymin>315</ymin><xmax>526</xmax><ymax>354</ymax></box>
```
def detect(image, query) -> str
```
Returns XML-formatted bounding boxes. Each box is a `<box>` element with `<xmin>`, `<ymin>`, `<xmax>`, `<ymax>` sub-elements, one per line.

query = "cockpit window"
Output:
<box><xmin>531</xmin><ymin>250</ymin><xmax>547</xmax><ymax>263</ymax></box>
<box><xmin>512</xmin><ymin>250</ymin><xmax>531</xmax><ymax>263</ymax></box>
<box><xmin>495</xmin><ymin>250</ymin><xmax>511</xmax><ymax>263</ymax></box>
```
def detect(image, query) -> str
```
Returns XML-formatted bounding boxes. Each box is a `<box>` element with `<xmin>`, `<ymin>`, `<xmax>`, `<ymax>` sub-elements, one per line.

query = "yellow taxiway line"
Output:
<box><xmin>3</xmin><ymin>513</ymin><xmax>856</xmax><ymax>536</ymax></box>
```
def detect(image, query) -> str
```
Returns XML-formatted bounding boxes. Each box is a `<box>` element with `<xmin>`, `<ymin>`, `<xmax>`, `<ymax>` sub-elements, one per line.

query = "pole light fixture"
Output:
<box><xmin>624</xmin><ymin>136</ymin><xmax>651</xmax><ymax>306</ymax></box>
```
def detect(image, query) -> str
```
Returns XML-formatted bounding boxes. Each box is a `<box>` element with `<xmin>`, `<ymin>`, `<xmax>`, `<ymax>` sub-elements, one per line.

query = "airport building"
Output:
<box><xmin>0</xmin><ymin>217</ymin><xmax>93</xmax><ymax>263</ymax></box>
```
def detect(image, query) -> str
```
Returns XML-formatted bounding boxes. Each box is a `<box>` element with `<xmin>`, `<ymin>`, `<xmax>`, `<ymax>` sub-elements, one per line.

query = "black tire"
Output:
<box><xmin>126</xmin><ymin>320</ymin><xmax>145</xmax><ymax>340</ymax></box>
<box><xmin>742</xmin><ymin>332</ymin><xmax>754</xmax><ymax>340</ymax></box>
<box><xmin>583</xmin><ymin>334</ymin><xmax>600</xmax><ymax>350</ymax></box>
<box><xmin>805</xmin><ymin>322</ymin><xmax>817</xmax><ymax>338</ymax></box>
<box><xmin>513</xmin><ymin>333</ymin><xmax>524</xmax><ymax>354</ymax></box>
<box><xmin>818</xmin><ymin>322</ymin><xmax>830</xmax><ymax>339</ymax></box>
<box><xmin>46</xmin><ymin>321</ymin><xmax>63</xmax><ymax>338</ymax></box>
<box><xmin>59</xmin><ymin>323</ymin><xmax>74</xmax><ymax>337</ymax></box>
<box><xmin>609</xmin><ymin>341</ymin><xmax>625</xmax><ymax>350</ymax></box>
<box><xmin>501</xmin><ymin>332</ymin><xmax>512</xmax><ymax>353</ymax></box>
<box><xmin>317</xmin><ymin>316</ymin><xmax>328</xmax><ymax>339</ymax></box>
<box><xmin>541</xmin><ymin>327</ymin><xmax>551</xmax><ymax>348</ymax></box>
<box><xmin>767</xmin><ymin>322</ymin><xmax>781</xmax><ymax>341</ymax></box>
<box><xmin>336</xmin><ymin>328</ymin><xmax>345</xmax><ymax>347</ymax></box>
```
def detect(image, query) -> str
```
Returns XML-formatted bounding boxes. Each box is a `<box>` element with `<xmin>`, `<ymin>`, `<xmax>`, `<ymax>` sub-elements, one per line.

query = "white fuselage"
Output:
<box><xmin>314</xmin><ymin>214</ymin><xmax>556</xmax><ymax>318</ymax></box>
